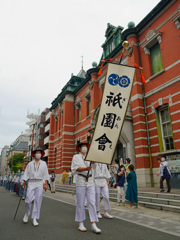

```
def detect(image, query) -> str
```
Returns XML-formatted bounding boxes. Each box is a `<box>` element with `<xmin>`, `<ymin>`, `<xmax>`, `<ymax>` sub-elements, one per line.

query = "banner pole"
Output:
<box><xmin>86</xmin><ymin>162</ymin><xmax>92</xmax><ymax>181</ymax></box>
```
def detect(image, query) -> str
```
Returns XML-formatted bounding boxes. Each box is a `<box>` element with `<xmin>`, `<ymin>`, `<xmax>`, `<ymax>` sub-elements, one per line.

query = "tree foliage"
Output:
<box><xmin>8</xmin><ymin>153</ymin><xmax>25</xmax><ymax>173</ymax></box>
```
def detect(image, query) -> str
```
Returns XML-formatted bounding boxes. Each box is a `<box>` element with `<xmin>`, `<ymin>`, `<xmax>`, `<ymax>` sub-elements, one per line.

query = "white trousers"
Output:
<box><xmin>95</xmin><ymin>185</ymin><xmax>111</xmax><ymax>212</ymax></box>
<box><xmin>117</xmin><ymin>186</ymin><xmax>125</xmax><ymax>203</ymax></box>
<box><xmin>76</xmin><ymin>185</ymin><xmax>98</xmax><ymax>223</ymax></box>
<box><xmin>50</xmin><ymin>181</ymin><xmax>55</xmax><ymax>192</ymax></box>
<box><xmin>25</xmin><ymin>187</ymin><xmax>43</xmax><ymax>219</ymax></box>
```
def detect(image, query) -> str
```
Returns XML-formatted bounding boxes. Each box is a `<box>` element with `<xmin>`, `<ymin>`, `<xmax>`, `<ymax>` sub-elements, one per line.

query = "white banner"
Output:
<box><xmin>86</xmin><ymin>63</ymin><xmax>136</xmax><ymax>164</ymax></box>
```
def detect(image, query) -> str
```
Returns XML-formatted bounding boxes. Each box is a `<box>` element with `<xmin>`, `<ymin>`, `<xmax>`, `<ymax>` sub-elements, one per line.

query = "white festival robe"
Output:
<box><xmin>93</xmin><ymin>163</ymin><xmax>111</xmax><ymax>212</ymax></box>
<box><xmin>22</xmin><ymin>159</ymin><xmax>50</xmax><ymax>188</ymax></box>
<box><xmin>71</xmin><ymin>153</ymin><xmax>98</xmax><ymax>222</ymax></box>
<box><xmin>93</xmin><ymin>163</ymin><xmax>111</xmax><ymax>187</ymax></box>
<box><xmin>22</xmin><ymin>159</ymin><xmax>50</xmax><ymax>219</ymax></box>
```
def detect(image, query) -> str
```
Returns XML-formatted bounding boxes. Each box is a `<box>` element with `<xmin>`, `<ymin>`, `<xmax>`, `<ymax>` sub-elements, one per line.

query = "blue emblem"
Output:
<box><xmin>108</xmin><ymin>74</ymin><xmax>119</xmax><ymax>86</ymax></box>
<box><xmin>119</xmin><ymin>75</ymin><xmax>130</xmax><ymax>88</ymax></box>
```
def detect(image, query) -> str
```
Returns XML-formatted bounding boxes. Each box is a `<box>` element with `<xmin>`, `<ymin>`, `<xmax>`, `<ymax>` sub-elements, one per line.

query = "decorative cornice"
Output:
<box><xmin>172</xmin><ymin>11</ymin><xmax>180</xmax><ymax>30</ymax></box>
<box><xmin>142</xmin><ymin>30</ymin><xmax>162</xmax><ymax>55</ymax></box>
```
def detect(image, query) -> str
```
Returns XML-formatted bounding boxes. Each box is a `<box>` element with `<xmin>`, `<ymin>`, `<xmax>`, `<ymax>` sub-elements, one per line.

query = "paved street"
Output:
<box><xmin>1</xmin><ymin>187</ymin><xmax>180</xmax><ymax>240</ymax></box>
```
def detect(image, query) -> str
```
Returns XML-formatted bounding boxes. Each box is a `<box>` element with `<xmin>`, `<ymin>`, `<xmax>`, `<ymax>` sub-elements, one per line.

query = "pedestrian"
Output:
<box><xmin>0</xmin><ymin>175</ymin><xmax>2</xmax><ymax>186</ymax></box>
<box><xmin>117</xmin><ymin>165</ymin><xmax>126</xmax><ymax>206</ymax></box>
<box><xmin>9</xmin><ymin>171</ymin><xmax>15</xmax><ymax>192</ymax></box>
<box><xmin>13</xmin><ymin>174</ymin><xmax>17</xmax><ymax>193</ymax></box>
<box><xmin>16</xmin><ymin>169</ymin><xmax>21</xmax><ymax>196</ymax></box>
<box><xmin>19</xmin><ymin>171</ymin><xmax>25</xmax><ymax>197</ymax></box>
<box><xmin>50</xmin><ymin>170</ymin><xmax>56</xmax><ymax>193</ymax></box>
<box><xmin>111</xmin><ymin>159</ymin><xmax>120</xmax><ymax>182</ymax></box>
<box><xmin>109</xmin><ymin>166</ymin><xmax>115</xmax><ymax>187</ymax></box>
<box><xmin>18</xmin><ymin>171</ymin><xmax>24</xmax><ymax>197</ymax></box>
<box><xmin>61</xmin><ymin>169</ymin><xmax>68</xmax><ymax>185</ymax></box>
<box><xmin>94</xmin><ymin>163</ymin><xmax>113</xmax><ymax>219</ymax></box>
<box><xmin>120</xmin><ymin>158</ymin><xmax>131</xmax><ymax>174</ymax></box>
<box><xmin>6</xmin><ymin>174</ymin><xmax>10</xmax><ymax>190</ymax></box>
<box><xmin>68</xmin><ymin>170</ymin><xmax>72</xmax><ymax>185</ymax></box>
<box><xmin>71</xmin><ymin>142</ymin><xmax>101</xmax><ymax>234</ymax></box>
<box><xmin>22</xmin><ymin>149</ymin><xmax>50</xmax><ymax>226</ymax></box>
<box><xmin>157</xmin><ymin>156</ymin><xmax>171</xmax><ymax>193</ymax></box>
<box><xmin>125</xmin><ymin>164</ymin><xmax>138</xmax><ymax>208</ymax></box>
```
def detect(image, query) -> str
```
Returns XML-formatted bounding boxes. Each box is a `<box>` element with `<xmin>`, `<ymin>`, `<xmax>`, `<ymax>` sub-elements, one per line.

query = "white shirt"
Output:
<box><xmin>159</xmin><ymin>161</ymin><xmax>171</xmax><ymax>176</ymax></box>
<box><xmin>71</xmin><ymin>153</ymin><xmax>96</xmax><ymax>187</ymax></box>
<box><xmin>68</xmin><ymin>171</ymin><xmax>72</xmax><ymax>177</ymax></box>
<box><xmin>20</xmin><ymin>173</ymin><xmax>24</xmax><ymax>184</ymax></box>
<box><xmin>12</xmin><ymin>175</ymin><xmax>16</xmax><ymax>182</ymax></box>
<box><xmin>23</xmin><ymin>160</ymin><xmax>50</xmax><ymax>188</ymax></box>
<box><xmin>93</xmin><ymin>163</ymin><xmax>111</xmax><ymax>187</ymax></box>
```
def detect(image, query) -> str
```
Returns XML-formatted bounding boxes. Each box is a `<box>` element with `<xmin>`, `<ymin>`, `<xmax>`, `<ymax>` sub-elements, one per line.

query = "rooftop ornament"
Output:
<box><xmin>92</xmin><ymin>62</ymin><xmax>97</xmax><ymax>68</ymax></box>
<box><xmin>128</xmin><ymin>21</ymin><xmax>135</xmax><ymax>28</ymax></box>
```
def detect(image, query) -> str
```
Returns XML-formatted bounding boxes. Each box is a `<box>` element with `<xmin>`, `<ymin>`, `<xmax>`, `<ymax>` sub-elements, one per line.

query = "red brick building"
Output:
<box><xmin>48</xmin><ymin>0</ymin><xmax>180</xmax><ymax>187</ymax></box>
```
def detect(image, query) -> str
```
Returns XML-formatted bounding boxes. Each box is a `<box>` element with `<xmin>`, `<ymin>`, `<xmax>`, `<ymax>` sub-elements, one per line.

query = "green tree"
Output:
<box><xmin>8</xmin><ymin>153</ymin><xmax>25</xmax><ymax>173</ymax></box>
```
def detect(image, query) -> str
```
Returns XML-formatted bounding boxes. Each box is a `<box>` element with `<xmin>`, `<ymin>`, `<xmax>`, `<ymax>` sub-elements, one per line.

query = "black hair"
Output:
<box><xmin>126</xmin><ymin>158</ymin><xmax>131</xmax><ymax>163</ymax></box>
<box><xmin>115</xmin><ymin>159</ymin><xmax>119</xmax><ymax>164</ymax></box>
<box><xmin>118</xmin><ymin>165</ymin><xmax>125</xmax><ymax>171</ymax></box>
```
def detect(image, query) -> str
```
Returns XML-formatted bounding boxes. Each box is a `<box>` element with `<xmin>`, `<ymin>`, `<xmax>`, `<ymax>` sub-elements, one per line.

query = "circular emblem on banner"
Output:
<box><xmin>108</xmin><ymin>74</ymin><xmax>119</xmax><ymax>86</ymax></box>
<box><xmin>119</xmin><ymin>75</ymin><xmax>130</xmax><ymax>88</ymax></box>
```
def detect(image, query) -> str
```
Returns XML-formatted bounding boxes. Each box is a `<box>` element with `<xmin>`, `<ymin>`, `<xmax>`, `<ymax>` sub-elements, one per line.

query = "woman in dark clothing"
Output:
<box><xmin>117</xmin><ymin>165</ymin><xmax>126</xmax><ymax>206</ymax></box>
<box><xmin>125</xmin><ymin>164</ymin><xmax>138</xmax><ymax>208</ymax></box>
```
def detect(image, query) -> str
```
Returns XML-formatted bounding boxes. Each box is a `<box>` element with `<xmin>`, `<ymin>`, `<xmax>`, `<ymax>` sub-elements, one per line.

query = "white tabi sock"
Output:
<box><xmin>79</xmin><ymin>222</ymin><xmax>86</xmax><ymax>231</ymax></box>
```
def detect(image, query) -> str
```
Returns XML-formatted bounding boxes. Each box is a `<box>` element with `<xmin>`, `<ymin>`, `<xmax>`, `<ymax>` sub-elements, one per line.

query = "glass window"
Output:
<box><xmin>38</xmin><ymin>134</ymin><xmax>43</xmax><ymax>140</ymax></box>
<box><xmin>38</xmin><ymin>123</ymin><xmax>44</xmax><ymax>128</ymax></box>
<box><xmin>37</xmin><ymin>147</ymin><xmax>42</xmax><ymax>150</ymax></box>
<box><xmin>109</xmin><ymin>41</ymin><xmax>114</xmax><ymax>53</ymax></box>
<box><xmin>159</xmin><ymin>108</ymin><xmax>174</xmax><ymax>151</ymax></box>
<box><xmin>87</xmin><ymin>136</ymin><xmax>91</xmax><ymax>144</ymax></box>
<box><xmin>150</xmin><ymin>43</ymin><xmax>163</xmax><ymax>75</ymax></box>
<box><xmin>87</xmin><ymin>96</ymin><xmax>91</xmax><ymax>116</ymax></box>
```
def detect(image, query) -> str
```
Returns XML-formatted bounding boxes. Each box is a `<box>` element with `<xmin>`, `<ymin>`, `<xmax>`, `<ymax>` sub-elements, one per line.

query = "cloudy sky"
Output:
<box><xmin>0</xmin><ymin>0</ymin><xmax>160</xmax><ymax>148</ymax></box>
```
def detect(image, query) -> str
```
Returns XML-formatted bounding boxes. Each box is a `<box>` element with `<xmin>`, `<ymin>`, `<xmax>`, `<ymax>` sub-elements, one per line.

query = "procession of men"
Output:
<box><xmin>0</xmin><ymin>144</ymin><xmax>121</xmax><ymax>234</ymax></box>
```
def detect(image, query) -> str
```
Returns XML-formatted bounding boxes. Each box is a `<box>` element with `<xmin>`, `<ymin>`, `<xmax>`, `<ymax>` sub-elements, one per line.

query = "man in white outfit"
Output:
<box><xmin>71</xmin><ymin>142</ymin><xmax>101</xmax><ymax>234</ymax></box>
<box><xmin>22</xmin><ymin>150</ymin><xmax>50</xmax><ymax>226</ymax></box>
<box><xmin>94</xmin><ymin>163</ymin><xmax>113</xmax><ymax>219</ymax></box>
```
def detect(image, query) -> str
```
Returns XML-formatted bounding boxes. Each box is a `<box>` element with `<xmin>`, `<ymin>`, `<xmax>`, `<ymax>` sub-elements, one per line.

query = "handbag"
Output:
<box><xmin>163</xmin><ymin>166</ymin><xmax>170</xmax><ymax>179</ymax></box>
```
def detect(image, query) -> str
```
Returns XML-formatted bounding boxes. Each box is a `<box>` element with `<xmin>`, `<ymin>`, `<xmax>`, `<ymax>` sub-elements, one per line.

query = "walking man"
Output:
<box><xmin>71</xmin><ymin>142</ymin><xmax>101</xmax><ymax>234</ymax></box>
<box><xmin>68</xmin><ymin>169</ymin><xmax>72</xmax><ymax>185</ymax></box>
<box><xmin>94</xmin><ymin>163</ymin><xmax>113</xmax><ymax>219</ymax></box>
<box><xmin>22</xmin><ymin>149</ymin><xmax>50</xmax><ymax>226</ymax></box>
<box><xmin>50</xmin><ymin>170</ymin><xmax>56</xmax><ymax>193</ymax></box>
<box><xmin>157</xmin><ymin>156</ymin><xmax>171</xmax><ymax>193</ymax></box>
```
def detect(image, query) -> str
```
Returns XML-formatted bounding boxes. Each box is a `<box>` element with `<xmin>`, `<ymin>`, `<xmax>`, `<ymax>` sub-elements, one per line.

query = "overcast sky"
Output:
<box><xmin>0</xmin><ymin>0</ymin><xmax>160</xmax><ymax>149</ymax></box>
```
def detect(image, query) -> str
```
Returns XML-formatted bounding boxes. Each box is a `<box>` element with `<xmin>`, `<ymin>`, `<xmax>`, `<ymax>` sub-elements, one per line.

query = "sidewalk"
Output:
<box><xmin>55</xmin><ymin>182</ymin><xmax>180</xmax><ymax>194</ymax></box>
